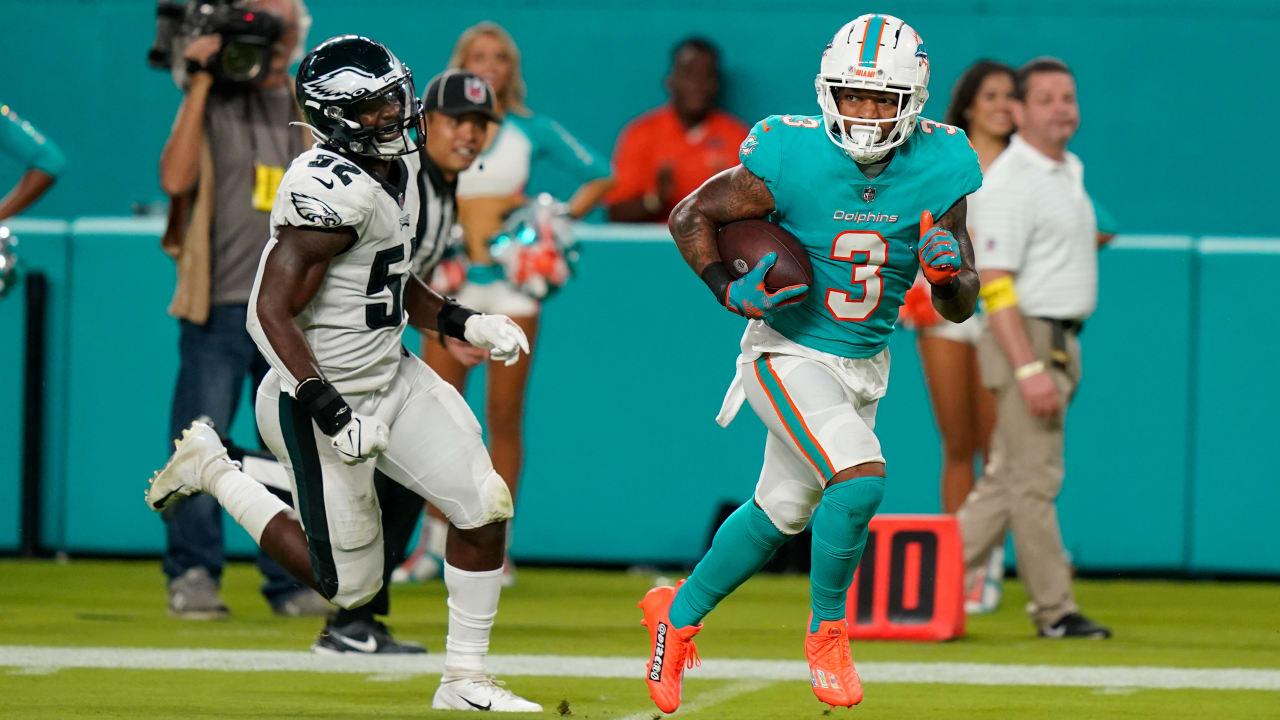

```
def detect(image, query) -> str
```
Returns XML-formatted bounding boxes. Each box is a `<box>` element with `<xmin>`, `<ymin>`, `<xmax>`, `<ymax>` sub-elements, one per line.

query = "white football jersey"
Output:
<box><xmin>248</xmin><ymin>146</ymin><xmax>423</xmax><ymax>395</ymax></box>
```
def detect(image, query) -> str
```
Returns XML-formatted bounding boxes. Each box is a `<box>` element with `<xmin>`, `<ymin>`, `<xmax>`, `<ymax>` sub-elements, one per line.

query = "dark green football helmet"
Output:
<box><xmin>295</xmin><ymin>35</ymin><xmax>422</xmax><ymax>158</ymax></box>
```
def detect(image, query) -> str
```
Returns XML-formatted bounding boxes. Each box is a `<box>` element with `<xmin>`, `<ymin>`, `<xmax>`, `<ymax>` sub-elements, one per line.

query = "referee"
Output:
<box><xmin>957</xmin><ymin>58</ymin><xmax>1111</xmax><ymax>639</ymax></box>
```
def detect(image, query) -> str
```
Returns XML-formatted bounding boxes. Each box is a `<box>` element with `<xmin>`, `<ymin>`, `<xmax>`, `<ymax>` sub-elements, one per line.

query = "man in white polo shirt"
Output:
<box><xmin>958</xmin><ymin>57</ymin><xmax>1111</xmax><ymax>639</ymax></box>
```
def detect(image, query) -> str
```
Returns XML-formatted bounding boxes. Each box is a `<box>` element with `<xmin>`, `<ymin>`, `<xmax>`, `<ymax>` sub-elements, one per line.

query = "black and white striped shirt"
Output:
<box><xmin>409</xmin><ymin>148</ymin><xmax>459</xmax><ymax>279</ymax></box>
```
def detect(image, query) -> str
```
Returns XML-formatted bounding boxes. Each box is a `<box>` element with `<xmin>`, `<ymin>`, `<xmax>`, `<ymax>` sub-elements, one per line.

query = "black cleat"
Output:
<box><xmin>1038</xmin><ymin>612</ymin><xmax>1112</xmax><ymax>639</ymax></box>
<box><xmin>311</xmin><ymin>618</ymin><xmax>426</xmax><ymax>655</ymax></box>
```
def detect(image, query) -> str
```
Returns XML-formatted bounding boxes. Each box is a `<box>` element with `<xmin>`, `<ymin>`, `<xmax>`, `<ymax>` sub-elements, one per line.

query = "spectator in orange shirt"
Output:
<box><xmin>607</xmin><ymin>38</ymin><xmax>749</xmax><ymax>222</ymax></box>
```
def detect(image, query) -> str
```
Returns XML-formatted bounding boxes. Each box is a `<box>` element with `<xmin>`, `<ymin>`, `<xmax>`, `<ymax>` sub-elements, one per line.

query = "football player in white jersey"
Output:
<box><xmin>145</xmin><ymin>35</ymin><xmax>540</xmax><ymax>712</ymax></box>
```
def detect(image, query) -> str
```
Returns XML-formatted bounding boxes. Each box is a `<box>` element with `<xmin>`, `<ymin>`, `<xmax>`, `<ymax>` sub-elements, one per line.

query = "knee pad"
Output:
<box><xmin>755</xmin><ymin>478</ymin><xmax>823</xmax><ymax>535</ymax></box>
<box><xmin>480</xmin><ymin>470</ymin><xmax>514</xmax><ymax>523</ymax></box>
<box><xmin>756</xmin><ymin>495</ymin><xmax>814</xmax><ymax>536</ymax></box>
<box><xmin>448</xmin><ymin>470</ymin><xmax>514</xmax><ymax>529</ymax></box>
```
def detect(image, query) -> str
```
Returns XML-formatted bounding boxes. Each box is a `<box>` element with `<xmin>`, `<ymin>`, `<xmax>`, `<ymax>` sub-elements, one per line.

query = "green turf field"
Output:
<box><xmin>1</xmin><ymin>560</ymin><xmax>1277</xmax><ymax>718</ymax></box>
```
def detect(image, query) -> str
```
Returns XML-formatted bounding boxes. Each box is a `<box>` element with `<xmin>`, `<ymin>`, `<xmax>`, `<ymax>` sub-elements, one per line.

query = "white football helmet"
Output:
<box><xmin>816</xmin><ymin>14</ymin><xmax>930</xmax><ymax>163</ymax></box>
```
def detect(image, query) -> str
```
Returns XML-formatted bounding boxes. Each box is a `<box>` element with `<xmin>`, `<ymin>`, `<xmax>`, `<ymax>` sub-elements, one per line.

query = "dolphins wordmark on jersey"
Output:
<box><xmin>739</xmin><ymin>114</ymin><xmax>981</xmax><ymax>358</ymax></box>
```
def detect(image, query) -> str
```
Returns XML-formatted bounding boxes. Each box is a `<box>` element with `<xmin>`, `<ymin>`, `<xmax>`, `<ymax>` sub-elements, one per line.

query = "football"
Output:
<box><xmin>717</xmin><ymin>219</ymin><xmax>813</xmax><ymax>290</ymax></box>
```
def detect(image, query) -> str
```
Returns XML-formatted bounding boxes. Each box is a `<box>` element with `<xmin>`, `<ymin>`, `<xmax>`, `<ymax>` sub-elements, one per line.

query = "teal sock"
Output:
<box><xmin>808</xmin><ymin>477</ymin><xmax>885</xmax><ymax>632</ymax></box>
<box><xmin>669</xmin><ymin>501</ymin><xmax>791</xmax><ymax>628</ymax></box>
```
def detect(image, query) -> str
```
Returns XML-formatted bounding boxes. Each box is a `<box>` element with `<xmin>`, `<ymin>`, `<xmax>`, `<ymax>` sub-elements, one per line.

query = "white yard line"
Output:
<box><xmin>1</xmin><ymin>646</ymin><xmax>1278</xmax><ymax>691</ymax></box>
<box><xmin>613</xmin><ymin>680</ymin><xmax>771</xmax><ymax>720</ymax></box>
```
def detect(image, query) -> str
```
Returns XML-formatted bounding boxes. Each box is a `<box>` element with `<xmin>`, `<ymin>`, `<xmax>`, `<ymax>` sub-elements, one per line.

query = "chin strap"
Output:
<box><xmin>290</xmin><ymin>120</ymin><xmax>329</xmax><ymax>147</ymax></box>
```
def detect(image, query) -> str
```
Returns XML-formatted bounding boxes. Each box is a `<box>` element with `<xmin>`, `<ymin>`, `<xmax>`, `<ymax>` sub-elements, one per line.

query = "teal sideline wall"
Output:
<box><xmin>3</xmin><ymin>220</ymin><xmax>1276</xmax><ymax>574</ymax></box>
<box><xmin>1189</xmin><ymin>238</ymin><xmax>1280</xmax><ymax>574</ymax></box>
<box><xmin>0</xmin><ymin>218</ymin><xmax>71</xmax><ymax>554</ymax></box>
<box><xmin>1</xmin><ymin>0</ymin><xmax>1279</xmax><ymax>235</ymax></box>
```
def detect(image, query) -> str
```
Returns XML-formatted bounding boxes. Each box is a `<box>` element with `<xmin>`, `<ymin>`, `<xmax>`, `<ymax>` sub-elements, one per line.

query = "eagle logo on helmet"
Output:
<box><xmin>290</xmin><ymin>192</ymin><xmax>343</xmax><ymax>227</ymax></box>
<box><xmin>302</xmin><ymin>67</ymin><xmax>381</xmax><ymax>101</ymax></box>
<box><xmin>464</xmin><ymin>77</ymin><xmax>487</xmax><ymax>104</ymax></box>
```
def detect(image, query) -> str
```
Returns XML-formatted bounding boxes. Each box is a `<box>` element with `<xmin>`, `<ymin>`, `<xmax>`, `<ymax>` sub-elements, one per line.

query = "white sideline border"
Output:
<box><xmin>1</xmin><ymin>646</ymin><xmax>1277</xmax><ymax>691</ymax></box>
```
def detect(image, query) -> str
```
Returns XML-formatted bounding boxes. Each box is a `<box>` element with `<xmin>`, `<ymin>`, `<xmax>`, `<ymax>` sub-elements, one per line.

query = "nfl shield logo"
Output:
<box><xmin>464</xmin><ymin>77</ymin><xmax>487</xmax><ymax>103</ymax></box>
<box><xmin>862</xmin><ymin>186</ymin><xmax>877</xmax><ymax>203</ymax></box>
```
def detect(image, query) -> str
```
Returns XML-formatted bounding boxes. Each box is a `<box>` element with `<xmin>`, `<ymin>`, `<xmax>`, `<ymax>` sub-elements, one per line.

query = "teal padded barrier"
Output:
<box><xmin>0</xmin><ymin>218</ymin><xmax>69</xmax><ymax>552</ymax></box>
<box><xmin>509</xmin><ymin>225</ymin><xmax>761</xmax><ymax>563</ymax></box>
<box><xmin>62</xmin><ymin>218</ymin><xmax>172</xmax><ymax>553</ymax></box>
<box><xmin>7</xmin><ymin>219</ymin><xmax>1274</xmax><ymax>573</ymax></box>
<box><xmin>1190</xmin><ymin>238</ymin><xmax>1280</xmax><ymax>574</ymax></box>
<box><xmin>61</xmin><ymin>218</ymin><xmax>260</xmax><ymax>556</ymax></box>
<box><xmin>1060</xmin><ymin>237</ymin><xmax>1195</xmax><ymax>571</ymax></box>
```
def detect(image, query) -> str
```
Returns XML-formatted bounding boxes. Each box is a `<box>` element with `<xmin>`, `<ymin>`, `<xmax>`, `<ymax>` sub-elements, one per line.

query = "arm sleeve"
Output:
<box><xmin>738</xmin><ymin>117</ymin><xmax>783</xmax><ymax>195</ymax></box>
<box><xmin>603</xmin><ymin>120</ymin><xmax>653</xmax><ymax>204</ymax></box>
<box><xmin>969</xmin><ymin>178</ymin><xmax>1031</xmax><ymax>273</ymax></box>
<box><xmin>0</xmin><ymin>105</ymin><xmax>66</xmax><ymax>177</ymax></box>
<box><xmin>530</xmin><ymin>114</ymin><xmax>612</xmax><ymax>182</ymax></box>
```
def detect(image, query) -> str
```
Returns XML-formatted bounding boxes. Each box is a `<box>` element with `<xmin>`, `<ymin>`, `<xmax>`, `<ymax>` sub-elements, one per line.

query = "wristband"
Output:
<box><xmin>1014</xmin><ymin>360</ymin><xmax>1046</xmax><ymax>381</ymax></box>
<box><xmin>699</xmin><ymin>261</ymin><xmax>733</xmax><ymax>306</ymax></box>
<box><xmin>294</xmin><ymin>377</ymin><xmax>352</xmax><ymax>436</ymax></box>
<box><xmin>437</xmin><ymin>299</ymin><xmax>479</xmax><ymax>341</ymax></box>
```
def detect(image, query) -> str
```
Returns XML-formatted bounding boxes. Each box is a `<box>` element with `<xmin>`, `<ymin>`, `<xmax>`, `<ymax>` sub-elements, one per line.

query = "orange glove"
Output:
<box><xmin>917</xmin><ymin>210</ymin><xmax>961</xmax><ymax>286</ymax></box>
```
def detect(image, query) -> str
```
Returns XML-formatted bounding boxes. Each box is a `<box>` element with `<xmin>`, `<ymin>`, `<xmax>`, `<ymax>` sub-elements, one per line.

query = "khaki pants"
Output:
<box><xmin>958</xmin><ymin>317</ymin><xmax>1082</xmax><ymax>628</ymax></box>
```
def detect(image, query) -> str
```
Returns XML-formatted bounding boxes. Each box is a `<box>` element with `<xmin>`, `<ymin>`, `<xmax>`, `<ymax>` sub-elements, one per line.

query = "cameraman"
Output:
<box><xmin>157</xmin><ymin>0</ymin><xmax>327</xmax><ymax>620</ymax></box>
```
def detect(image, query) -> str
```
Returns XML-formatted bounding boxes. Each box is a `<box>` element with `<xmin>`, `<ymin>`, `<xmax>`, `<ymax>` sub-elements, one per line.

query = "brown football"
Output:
<box><xmin>717</xmin><ymin>219</ymin><xmax>813</xmax><ymax>290</ymax></box>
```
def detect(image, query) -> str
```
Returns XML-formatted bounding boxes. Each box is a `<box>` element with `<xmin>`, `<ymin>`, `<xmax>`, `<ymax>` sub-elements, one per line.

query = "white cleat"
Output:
<box><xmin>145</xmin><ymin>421</ymin><xmax>236</xmax><ymax>511</ymax></box>
<box><xmin>431</xmin><ymin>675</ymin><xmax>543</xmax><ymax>712</ymax></box>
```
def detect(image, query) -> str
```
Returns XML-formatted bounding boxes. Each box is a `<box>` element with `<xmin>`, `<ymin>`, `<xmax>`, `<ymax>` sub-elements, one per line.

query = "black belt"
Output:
<box><xmin>1035</xmin><ymin>317</ymin><xmax>1084</xmax><ymax>334</ymax></box>
<box><xmin>1034</xmin><ymin>317</ymin><xmax>1082</xmax><ymax>370</ymax></box>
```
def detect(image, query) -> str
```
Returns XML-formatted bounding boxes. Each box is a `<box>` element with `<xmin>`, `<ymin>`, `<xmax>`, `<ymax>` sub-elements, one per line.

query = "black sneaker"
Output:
<box><xmin>311</xmin><ymin>618</ymin><xmax>427</xmax><ymax>655</ymax></box>
<box><xmin>1038</xmin><ymin>612</ymin><xmax>1112</xmax><ymax>639</ymax></box>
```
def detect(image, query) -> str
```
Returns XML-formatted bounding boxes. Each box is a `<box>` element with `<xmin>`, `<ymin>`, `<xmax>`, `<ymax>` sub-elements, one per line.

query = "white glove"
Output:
<box><xmin>463</xmin><ymin>313</ymin><xmax>530</xmax><ymax>366</ymax></box>
<box><xmin>331</xmin><ymin>413</ymin><xmax>389</xmax><ymax>465</ymax></box>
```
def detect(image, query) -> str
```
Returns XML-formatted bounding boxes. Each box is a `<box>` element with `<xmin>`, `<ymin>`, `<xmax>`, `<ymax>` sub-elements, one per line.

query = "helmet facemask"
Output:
<box><xmin>814</xmin><ymin>14</ymin><xmax>931</xmax><ymax>164</ymax></box>
<box><xmin>816</xmin><ymin>74</ymin><xmax>926</xmax><ymax>164</ymax></box>
<box><xmin>295</xmin><ymin>36</ymin><xmax>424</xmax><ymax>160</ymax></box>
<box><xmin>312</xmin><ymin>74</ymin><xmax>422</xmax><ymax>159</ymax></box>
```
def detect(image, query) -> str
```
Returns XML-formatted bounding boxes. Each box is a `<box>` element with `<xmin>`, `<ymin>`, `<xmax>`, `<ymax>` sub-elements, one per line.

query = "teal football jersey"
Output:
<box><xmin>738</xmin><ymin>114</ymin><xmax>981</xmax><ymax>358</ymax></box>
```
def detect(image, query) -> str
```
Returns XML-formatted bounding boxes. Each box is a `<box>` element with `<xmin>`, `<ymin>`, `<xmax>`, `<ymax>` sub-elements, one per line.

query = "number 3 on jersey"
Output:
<box><xmin>825</xmin><ymin>230</ymin><xmax>886</xmax><ymax>322</ymax></box>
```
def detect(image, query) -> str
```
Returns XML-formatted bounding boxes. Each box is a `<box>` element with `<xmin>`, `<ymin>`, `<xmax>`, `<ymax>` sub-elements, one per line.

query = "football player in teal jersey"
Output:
<box><xmin>640</xmin><ymin>14</ymin><xmax>981</xmax><ymax>713</ymax></box>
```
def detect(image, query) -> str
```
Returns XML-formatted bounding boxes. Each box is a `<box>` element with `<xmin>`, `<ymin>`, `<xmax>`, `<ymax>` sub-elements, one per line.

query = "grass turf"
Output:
<box><xmin>1</xmin><ymin>560</ymin><xmax>1277</xmax><ymax>718</ymax></box>
<box><xmin>2</xmin><ymin>670</ymin><xmax>1276</xmax><ymax>719</ymax></box>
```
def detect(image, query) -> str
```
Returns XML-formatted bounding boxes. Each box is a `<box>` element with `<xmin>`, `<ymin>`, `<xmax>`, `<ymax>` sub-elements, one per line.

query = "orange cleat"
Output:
<box><xmin>639</xmin><ymin>583</ymin><xmax>702</xmax><ymax>713</ymax></box>
<box><xmin>805</xmin><ymin>616</ymin><xmax>863</xmax><ymax>708</ymax></box>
